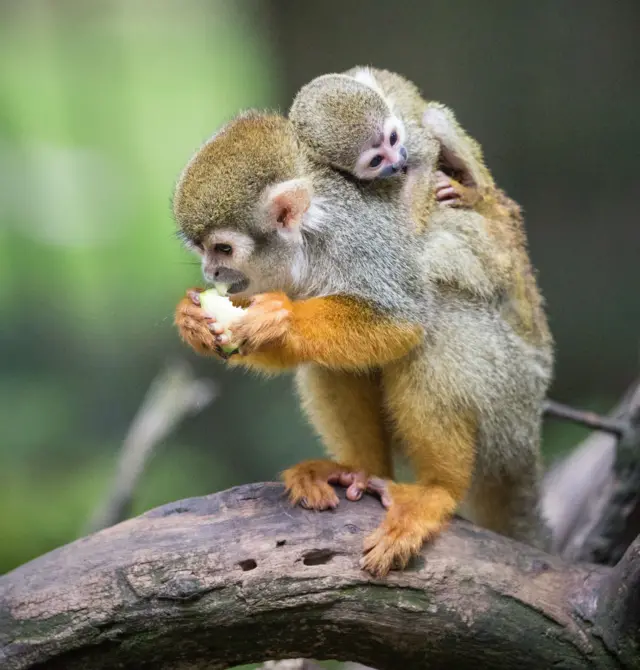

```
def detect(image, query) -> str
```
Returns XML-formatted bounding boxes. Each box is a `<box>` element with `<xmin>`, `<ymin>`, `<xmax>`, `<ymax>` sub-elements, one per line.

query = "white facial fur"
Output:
<box><xmin>353</xmin><ymin>115</ymin><xmax>408</xmax><ymax>180</ymax></box>
<box><xmin>196</xmin><ymin>230</ymin><xmax>255</xmax><ymax>284</ymax></box>
<box><xmin>289</xmin><ymin>195</ymin><xmax>329</xmax><ymax>291</ymax></box>
<box><xmin>185</xmin><ymin>182</ymin><xmax>327</xmax><ymax>298</ymax></box>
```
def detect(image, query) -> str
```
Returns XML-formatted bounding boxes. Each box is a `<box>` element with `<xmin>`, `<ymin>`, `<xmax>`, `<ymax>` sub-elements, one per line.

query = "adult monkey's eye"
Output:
<box><xmin>389</xmin><ymin>130</ymin><xmax>398</xmax><ymax>146</ymax></box>
<box><xmin>214</xmin><ymin>243</ymin><xmax>233</xmax><ymax>255</ymax></box>
<box><xmin>369</xmin><ymin>155</ymin><xmax>383</xmax><ymax>168</ymax></box>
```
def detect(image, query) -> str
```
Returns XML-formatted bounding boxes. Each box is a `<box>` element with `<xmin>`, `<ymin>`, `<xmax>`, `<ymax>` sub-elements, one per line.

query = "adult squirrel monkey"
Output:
<box><xmin>174</xmin><ymin>110</ymin><xmax>553</xmax><ymax>577</ymax></box>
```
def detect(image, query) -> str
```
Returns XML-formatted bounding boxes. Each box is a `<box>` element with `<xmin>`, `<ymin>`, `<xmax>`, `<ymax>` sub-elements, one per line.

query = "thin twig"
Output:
<box><xmin>85</xmin><ymin>360</ymin><xmax>216</xmax><ymax>534</ymax></box>
<box><xmin>543</xmin><ymin>399</ymin><xmax>628</xmax><ymax>436</ymax></box>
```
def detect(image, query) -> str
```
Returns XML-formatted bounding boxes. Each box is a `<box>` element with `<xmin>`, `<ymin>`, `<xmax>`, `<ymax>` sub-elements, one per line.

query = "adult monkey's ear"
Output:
<box><xmin>263</xmin><ymin>178</ymin><xmax>313</xmax><ymax>236</ymax></box>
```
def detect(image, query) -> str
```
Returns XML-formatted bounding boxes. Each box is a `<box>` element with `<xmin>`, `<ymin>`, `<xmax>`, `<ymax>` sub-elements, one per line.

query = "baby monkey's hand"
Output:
<box><xmin>435</xmin><ymin>170</ymin><xmax>481</xmax><ymax>208</ymax></box>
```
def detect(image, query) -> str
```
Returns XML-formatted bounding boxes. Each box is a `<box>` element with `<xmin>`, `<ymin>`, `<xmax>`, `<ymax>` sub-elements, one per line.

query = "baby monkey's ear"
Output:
<box><xmin>264</xmin><ymin>178</ymin><xmax>313</xmax><ymax>234</ymax></box>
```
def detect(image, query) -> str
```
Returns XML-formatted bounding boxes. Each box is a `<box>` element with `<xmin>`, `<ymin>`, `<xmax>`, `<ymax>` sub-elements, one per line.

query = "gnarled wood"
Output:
<box><xmin>543</xmin><ymin>378</ymin><xmax>640</xmax><ymax>564</ymax></box>
<box><xmin>0</xmin><ymin>483</ymin><xmax>630</xmax><ymax>670</ymax></box>
<box><xmin>596</xmin><ymin>534</ymin><xmax>640</xmax><ymax>662</ymax></box>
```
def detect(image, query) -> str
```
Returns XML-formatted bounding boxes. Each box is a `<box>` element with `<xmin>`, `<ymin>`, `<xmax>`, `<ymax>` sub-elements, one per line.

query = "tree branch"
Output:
<box><xmin>0</xmin><ymin>483</ymin><xmax>631</xmax><ymax>670</ymax></box>
<box><xmin>543</xmin><ymin>399</ymin><xmax>628</xmax><ymax>436</ymax></box>
<box><xmin>595</xmin><ymin>534</ymin><xmax>640</xmax><ymax>662</ymax></box>
<box><xmin>85</xmin><ymin>361</ymin><xmax>216</xmax><ymax>534</ymax></box>
<box><xmin>543</xmin><ymin>378</ymin><xmax>640</xmax><ymax>563</ymax></box>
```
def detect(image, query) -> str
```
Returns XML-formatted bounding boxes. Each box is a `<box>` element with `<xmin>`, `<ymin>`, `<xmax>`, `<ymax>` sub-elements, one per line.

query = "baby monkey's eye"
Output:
<box><xmin>389</xmin><ymin>130</ymin><xmax>398</xmax><ymax>146</ymax></box>
<box><xmin>214</xmin><ymin>243</ymin><xmax>233</xmax><ymax>255</ymax></box>
<box><xmin>369</xmin><ymin>155</ymin><xmax>383</xmax><ymax>168</ymax></box>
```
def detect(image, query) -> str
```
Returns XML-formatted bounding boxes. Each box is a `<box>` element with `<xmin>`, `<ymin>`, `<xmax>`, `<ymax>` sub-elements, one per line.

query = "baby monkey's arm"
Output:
<box><xmin>408</xmin><ymin>102</ymin><xmax>495</xmax><ymax>230</ymax></box>
<box><xmin>425</xmin><ymin>101</ymin><xmax>494</xmax><ymax>189</ymax></box>
<box><xmin>424</xmin><ymin>100</ymin><xmax>497</xmax><ymax>213</ymax></box>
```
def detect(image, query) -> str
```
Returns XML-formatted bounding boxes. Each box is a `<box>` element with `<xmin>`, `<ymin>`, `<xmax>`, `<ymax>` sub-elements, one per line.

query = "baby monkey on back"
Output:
<box><xmin>289</xmin><ymin>65</ymin><xmax>493</xmax><ymax>212</ymax></box>
<box><xmin>291</xmin><ymin>66</ymin><xmax>526</xmax><ymax>315</ymax></box>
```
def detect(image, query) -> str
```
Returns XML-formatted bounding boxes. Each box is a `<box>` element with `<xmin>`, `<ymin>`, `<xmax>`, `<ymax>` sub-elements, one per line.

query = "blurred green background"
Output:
<box><xmin>1</xmin><ymin>0</ymin><xmax>638</xmax><ymax>582</ymax></box>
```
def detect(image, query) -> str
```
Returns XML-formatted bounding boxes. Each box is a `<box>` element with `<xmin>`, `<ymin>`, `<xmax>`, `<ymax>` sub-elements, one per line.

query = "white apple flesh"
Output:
<box><xmin>199</xmin><ymin>284</ymin><xmax>246</xmax><ymax>354</ymax></box>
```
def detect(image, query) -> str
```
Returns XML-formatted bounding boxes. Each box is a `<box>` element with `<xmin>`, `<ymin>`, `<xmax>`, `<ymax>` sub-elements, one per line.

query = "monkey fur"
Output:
<box><xmin>173</xmin><ymin>109</ymin><xmax>553</xmax><ymax>577</ymax></box>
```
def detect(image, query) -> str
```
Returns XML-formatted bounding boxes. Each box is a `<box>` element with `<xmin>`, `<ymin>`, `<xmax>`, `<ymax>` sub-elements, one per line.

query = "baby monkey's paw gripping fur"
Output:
<box><xmin>435</xmin><ymin>171</ymin><xmax>481</xmax><ymax>209</ymax></box>
<box><xmin>283</xmin><ymin>459</ymin><xmax>393</xmax><ymax>511</ymax></box>
<box><xmin>231</xmin><ymin>292</ymin><xmax>293</xmax><ymax>355</ymax></box>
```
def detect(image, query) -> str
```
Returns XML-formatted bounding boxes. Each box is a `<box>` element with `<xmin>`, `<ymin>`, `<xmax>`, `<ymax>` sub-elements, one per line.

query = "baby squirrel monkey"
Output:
<box><xmin>174</xmin><ymin>109</ymin><xmax>553</xmax><ymax>577</ymax></box>
<box><xmin>289</xmin><ymin>66</ymin><xmax>492</xmax><ymax>213</ymax></box>
<box><xmin>290</xmin><ymin>66</ymin><xmax>523</xmax><ymax>306</ymax></box>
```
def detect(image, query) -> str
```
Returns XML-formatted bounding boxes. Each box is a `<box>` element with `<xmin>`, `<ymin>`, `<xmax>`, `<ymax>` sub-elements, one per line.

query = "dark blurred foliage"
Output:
<box><xmin>1</xmin><ymin>0</ymin><xmax>638</xmax><ymax>589</ymax></box>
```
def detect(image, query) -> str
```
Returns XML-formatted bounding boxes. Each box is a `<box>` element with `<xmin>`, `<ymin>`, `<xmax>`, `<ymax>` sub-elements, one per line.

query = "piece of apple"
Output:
<box><xmin>199</xmin><ymin>284</ymin><xmax>246</xmax><ymax>354</ymax></box>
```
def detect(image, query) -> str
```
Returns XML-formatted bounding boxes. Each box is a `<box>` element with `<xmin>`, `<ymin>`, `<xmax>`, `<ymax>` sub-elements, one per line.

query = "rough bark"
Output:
<box><xmin>1</xmin><ymin>483</ymin><xmax>635</xmax><ymax>670</ymax></box>
<box><xmin>596</xmin><ymin>535</ymin><xmax>640</xmax><ymax>663</ymax></box>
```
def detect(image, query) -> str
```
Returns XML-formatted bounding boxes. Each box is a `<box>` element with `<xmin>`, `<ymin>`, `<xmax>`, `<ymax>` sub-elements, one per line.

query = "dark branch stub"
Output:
<box><xmin>543</xmin><ymin>399</ymin><xmax>629</xmax><ymax>436</ymax></box>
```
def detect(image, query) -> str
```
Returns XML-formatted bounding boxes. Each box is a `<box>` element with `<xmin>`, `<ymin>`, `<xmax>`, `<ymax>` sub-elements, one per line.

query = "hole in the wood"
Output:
<box><xmin>276</xmin><ymin>539</ymin><xmax>286</xmax><ymax>547</ymax></box>
<box><xmin>530</xmin><ymin>558</ymin><xmax>550</xmax><ymax>574</ymax></box>
<box><xmin>158</xmin><ymin>504</ymin><xmax>191</xmax><ymax>517</ymax></box>
<box><xmin>302</xmin><ymin>548</ymin><xmax>335</xmax><ymax>566</ymax></box>
<box><xmin>238</xmin><ymin>559</ymin><xmax>257</xmax><ymax>571</ymax></box>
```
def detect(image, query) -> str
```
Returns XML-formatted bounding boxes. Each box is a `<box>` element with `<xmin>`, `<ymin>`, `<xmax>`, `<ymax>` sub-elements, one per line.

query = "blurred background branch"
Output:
<box><xmin>86</xmin><ymin>360</ymin><xmax>216</xmax><ymax>533</ymax></box>
<box><xmin>544</xmin><ymin>377</ymin><xmax>640</xmax><ymax>563</ymax></box>
<box><xmin>543</xmin><ymin>400</ymin><xmax>628</xmax><ymax>436</ymax></box>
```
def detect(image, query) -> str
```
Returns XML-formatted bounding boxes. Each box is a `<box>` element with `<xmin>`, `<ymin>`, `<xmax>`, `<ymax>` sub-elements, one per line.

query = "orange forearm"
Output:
<box><xmin>232</xmin><ymin>295</ymin><xmax>423</xmax><ymax>372</ymax></box>
<box><xmin>288</xmin><ymin>296</ymin><xmax>422</xmax><ymax>368</ymax></box>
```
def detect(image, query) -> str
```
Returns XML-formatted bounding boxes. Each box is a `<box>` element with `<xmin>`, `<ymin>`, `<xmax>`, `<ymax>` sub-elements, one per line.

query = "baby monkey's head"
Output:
<box><xmin>290</xmin><ymin>74</ymin><xmax>407</xmax><ymax>180</ymax></box>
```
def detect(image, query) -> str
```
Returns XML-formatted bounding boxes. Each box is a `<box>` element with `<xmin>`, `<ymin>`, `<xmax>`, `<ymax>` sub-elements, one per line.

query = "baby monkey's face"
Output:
<box><xmin>353</xmin><ymin>115</ymin><xmax>408</xmax><ymax>180</ymax></box>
